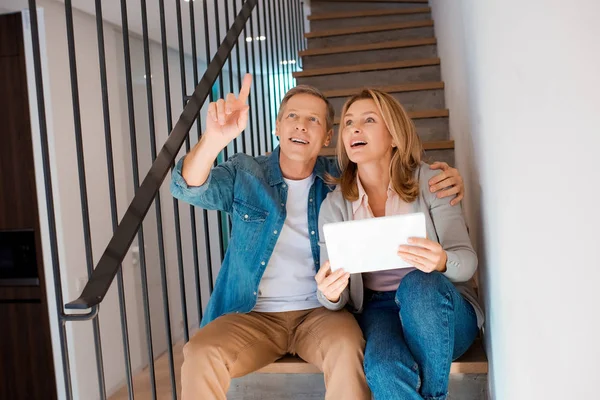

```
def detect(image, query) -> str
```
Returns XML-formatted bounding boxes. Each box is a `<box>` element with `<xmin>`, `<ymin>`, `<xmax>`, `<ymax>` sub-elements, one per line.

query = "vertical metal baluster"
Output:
<box><xmin>213</xmin><ymin>0</ymin><xmax>228</xmax><ymax>162</ymax></box>
<box><xmin>139</xmin><ymin>0</ymin><xmax>177</xmax><ymax>397</ymax></box>
<box><xmin>287</xmin><ymin>0</ymin><xmax>297</xmax><ymax>75</ymax></box>
<box><xmin>256</xmin><ymin>1</ymin><xmax>272</xmax><ymax>152</ymax></box>
<box><xmin>240</xmin><ymin>0</ymin><xmax>256</xmax><ymax>156</ymax></box>
<box><xmin>300</xmin><ymin>1</ymin><xmax>307</xmax><ymax>50</ymax></box>
<box><xmin>283</xmin><ymin>0</ymin><xmax>294</xmax><ymax>80</ymax></box>
<box><xmin>291</xmin><ymin>0</ymin><xmax>300</xmax><ymax>71</ymax></box>
<box><xmin>223</xmin><ymin>0</ymin><xmax>238</xmax><ymax>153</ymax></box>
<box><xmin>202</xmin><ymin>0</ymin><xmax>218</xmax><ymax>291</ymax></box>
<box><xmin>159</xmin><ymin>0</ymin><xmax>189</xmax><ymax>345</ymax></box>
<box><xmin>276</xmin><ymin>0</ymin><xmax>289</xmax><ymax>93</ymax></box>
<box><xmin>248</xmin><ymin>4</ymin><xmax>263</xmax><ymax>155</ymax></box>
<box><xmin>94</xmin><ymin>0</ymin><xmax>134</xmax><ymax>397</ymax></box>
<box><xmin>27</xmin><ymin>1</ymin><xmax>74</xmax><ymax>397</ymax></box>
<box><xmin>64</xmin><ymin>1</ymin><xmax>107</xmax><ymax>398</ymax></box>
<box><xmin>182</xmin><ymin>0</ymin><xmax>206</xmax><ymax>327</ymax></box>
<box><xmin>267</xmin><ymin>0</ymin><xmax>282</xmax><ymax>148</ymax></box>
<box><xmin>119</xmin><ymin>0</ymin><xmax>157</xmax><ymax>397</ymax></box>
<box><xmin>232</xmin><ymin>0</ymin><xmax>248</xmax><ymax>155</ymax></box>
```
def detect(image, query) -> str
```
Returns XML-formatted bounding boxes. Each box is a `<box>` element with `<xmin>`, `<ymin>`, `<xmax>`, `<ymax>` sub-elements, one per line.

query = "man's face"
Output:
<box><xmin>276</xmin><ymin>93</ymin><xmax>332</xmax><ymax>162</ymax></box>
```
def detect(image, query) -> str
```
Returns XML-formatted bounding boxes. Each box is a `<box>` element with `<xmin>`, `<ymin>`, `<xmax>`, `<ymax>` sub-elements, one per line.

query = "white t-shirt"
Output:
<box><xmin>253</xmin><ymin>174</ymin><xmax>322</xmax><ymax>312</ymax></box>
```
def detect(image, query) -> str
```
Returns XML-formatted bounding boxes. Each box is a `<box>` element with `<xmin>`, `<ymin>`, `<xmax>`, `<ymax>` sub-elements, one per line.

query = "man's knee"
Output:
<box><xmin>183</xmin><ymin>332</ymin><xmax>225</xmax><ymax>369</ymax></box>
<box><xmin>321</xmin><ymin>312</ymin><xmax>365</xmax><ymax>356</ymax></box>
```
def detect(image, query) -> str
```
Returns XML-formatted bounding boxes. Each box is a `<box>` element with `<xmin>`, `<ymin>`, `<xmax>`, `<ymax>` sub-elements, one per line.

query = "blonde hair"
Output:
<box><xmin>335</xmin><ymin>89</ymin><xmax>423</xmax><ymax>203</ymax></box>
<box><xmin>277</xmin><ymin>85</ymin><xmax>335</xmax><ymax>132</ymax></box>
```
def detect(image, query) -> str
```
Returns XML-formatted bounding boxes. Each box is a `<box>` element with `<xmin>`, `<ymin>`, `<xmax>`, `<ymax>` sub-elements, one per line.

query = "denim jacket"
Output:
<box><xmin>170</xmin><ymin>147</ymin><xmax>338</xmax><ymax>326</ymax></box>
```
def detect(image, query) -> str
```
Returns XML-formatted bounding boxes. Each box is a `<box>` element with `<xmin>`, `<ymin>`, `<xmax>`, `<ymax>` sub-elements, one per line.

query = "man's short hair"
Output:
<box><xmin>277</xmin><ymin>85</ymin><xmax>335</xmax><ymax>132</ymax></box>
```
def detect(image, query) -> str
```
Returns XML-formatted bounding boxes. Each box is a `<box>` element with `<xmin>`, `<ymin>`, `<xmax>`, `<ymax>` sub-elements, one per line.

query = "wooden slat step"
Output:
<box><xmin>319</xmin><ymin>140</ymin><xmax>454</xmax><ymax>157</ymax></box>
<box><xmin>308</xmin><ymin>6</ymin><xmax>430</xmax><ymax>21</ymax></box>
<box><xmin>258</xmin><ymin>338</ymin><xmax>487</xmax><ymax>374</ymax></box>
<box><xmin>305</xmin><ymin>20</ymin><xmax>433</xmax><ymax>39</ymax></box>
<box><xmin>294</xmin><ymin>58</ymin><xmax>440</xmax><ymax>78</ymax></box>
<box><xmin>334</xmin><ymin>109</ymin><xmax>449</xmax><ymax>125</ymax></box>
<box><xmin>323</xmin><ymin>82</ymin><xmax>444</xmax><ymax>98</ymax></box>
<box><xmin>300</xmin><ymin>37</ymin><xmax>436</xmax><ymax>57</ymax></box>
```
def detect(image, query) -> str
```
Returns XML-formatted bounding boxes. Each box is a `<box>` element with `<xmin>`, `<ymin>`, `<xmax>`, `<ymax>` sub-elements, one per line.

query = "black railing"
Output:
<box><xmin>25</xmin><ymin>0</ymin><xmax>305</xmax><ymax>398</ymax></box>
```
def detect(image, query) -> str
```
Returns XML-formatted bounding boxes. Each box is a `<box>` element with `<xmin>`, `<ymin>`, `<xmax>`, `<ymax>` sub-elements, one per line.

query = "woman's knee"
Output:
<box><xmin>396</xmin><ymin>270</ymin><xmax>452</xmax><ymax>313</ymax></box>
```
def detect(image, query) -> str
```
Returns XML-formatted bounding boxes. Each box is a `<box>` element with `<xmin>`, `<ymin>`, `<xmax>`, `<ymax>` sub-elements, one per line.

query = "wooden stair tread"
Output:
<box><xmin>305</xmin><ymin>20</ymin><xmax>433</xmax><ymax>39</ymax></box>
<box><xmin>299</xmin><ymin>37</ymin><xmax>437</xmax><ymax>57</ymax></box>
<box><xmin>323</xmin><ymin>81</ymin><xmax>444</xmax><ymax>98</ymax></box>
<box><xmin>319</xmin><ymin>140</ymin><xmax>454</xmax><ymax>157</ymax></box>
<box><xmin>334</xmin><ymin>109</ymin><xmax>449</xmax><ymax>125</ymax></box>
<box><xmin>308</xmin><ymin>6</ymin><xmax>430</xmax><ymax>21</ymax></box>
<box><xmin>293</xmin><ymin>58</ymin><xmax>440</xmax><ymax>78</ymax></box>
<box><xmin>258</xmin><ymin>339</ymin><xmax>487</xmax><ymax>374</ymax></box>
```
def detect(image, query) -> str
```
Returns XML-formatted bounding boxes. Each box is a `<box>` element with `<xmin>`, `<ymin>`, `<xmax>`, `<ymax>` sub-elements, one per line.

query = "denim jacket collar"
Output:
<box><xmin>266</xmin><ymin>146</ymin><xmax>330</xmax><ymax>186</ymax></box>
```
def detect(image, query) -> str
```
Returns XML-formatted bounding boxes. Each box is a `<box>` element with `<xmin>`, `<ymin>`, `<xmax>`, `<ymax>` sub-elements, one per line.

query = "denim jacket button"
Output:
<box><xmin>253</xmin><ymin>292</ymin><xmax>257</xmax><ymax>296</ymax></box>
<box><xmin>273</xmin><ymin>230</ymin><xmax>278</xmax><ymax>235</ymax></box>
<box><xmin>261</xmin><ymin>261</ymin><xmax>266</xmax><ymax>266</ymax></box>
<box><xmin>311</xmin><ymin>231</ymin><xmax>315</xmax><ymax>235</ymax></box>
<box><xmin>244</xmin><ymin>214</ymin><xmax>249</xmax><ymax>219</ymax></box>
<box><xmin>309</xmin><ymin>198</ymin><xmax>313</xmax><ymax>202</ymax></box>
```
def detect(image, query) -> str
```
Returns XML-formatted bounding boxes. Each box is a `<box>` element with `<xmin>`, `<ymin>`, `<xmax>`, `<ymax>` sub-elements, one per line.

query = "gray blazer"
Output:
<box><xmin>317</xmin><ymin>162</ymin><xmax>484</xmax><ymax>328</ymax></box>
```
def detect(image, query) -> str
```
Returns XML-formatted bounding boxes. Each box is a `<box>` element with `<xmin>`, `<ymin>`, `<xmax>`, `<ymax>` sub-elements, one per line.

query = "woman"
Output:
<box><xmin>315</xmin><ymin>89</ymin><xmax>484</xmax><ymax>400</ymax></box>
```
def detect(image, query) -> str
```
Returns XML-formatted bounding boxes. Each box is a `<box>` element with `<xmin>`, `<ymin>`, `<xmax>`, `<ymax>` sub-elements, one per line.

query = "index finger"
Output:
<box><xmin>238</xmin><ymin>74</ymin><xmax>252</xmax><ymax>103</ymax></box>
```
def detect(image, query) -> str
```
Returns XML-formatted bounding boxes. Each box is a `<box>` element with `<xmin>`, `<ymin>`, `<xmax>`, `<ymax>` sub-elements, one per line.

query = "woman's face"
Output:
<box><xmin>341</xmin><ymin>99</ymin><xmax>394</xmax><ymax>165</ymax></box>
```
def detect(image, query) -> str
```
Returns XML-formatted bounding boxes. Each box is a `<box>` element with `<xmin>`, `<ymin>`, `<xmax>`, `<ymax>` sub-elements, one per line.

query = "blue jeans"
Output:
<box><xmin>357</xmin><ymin>270</ymin><xmax>479</xmax><ymax>400</ymax></box>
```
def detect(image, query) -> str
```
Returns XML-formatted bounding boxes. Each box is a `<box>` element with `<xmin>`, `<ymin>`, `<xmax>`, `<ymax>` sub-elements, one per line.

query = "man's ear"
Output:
<box><xmin>323</xmin><ymin>128</ymin><xmax>333</xmax><ymax>147</ymax></box>
<box><xmin>275</xmin><ymin>119</ymin><xmax>280</xmax><ymax>138</ymax></box>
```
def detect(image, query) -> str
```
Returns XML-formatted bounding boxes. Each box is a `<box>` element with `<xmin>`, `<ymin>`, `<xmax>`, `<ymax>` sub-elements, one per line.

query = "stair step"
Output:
<box><xmin>308</xmin><ymin>6</ymin><xmax>431</xmax><ymax>21</ymax></box>
<box><xmin>323</xmin><ymin>82</ymin><xmax>444</xmax><ymax>98</ymax></box>
<box><xmin>320</xmin><ymin>140</ymin><xmax>454</xmax><ymax>157</ymax></box>
<box><xmin>334</xmin><ymin>109</ymin><xmax>449</xmax><ymax>124</ymax></box>
<box><xmin>330</xmin><ymin>91</ymin><xmax>445</xmax><ymax>115</ymax></box>
<box><xmin>300</xmin><ymin>38</ymin><xmax>436</xmax><ymax>57</ymax></box>
<box><xmin>308</xmin><ymin>26</ymin><xmax>434</xmax><ymax>49</ymax></box>
<box><xmin>310</xmin><ymin>9</ymin><xmax>431</xmax><ymax>31</ymax></box>
<box><xmin>294</xmin><ymin>58</ymin><xmax>440</xmax><ymax>78</ymax></box>
<box><xmin>297</xmin><ymin>64</ymin><xmax>441</xmax><ymax>91</ymax></box>
<box><xmin>306</xmin><ymin>20</ymin><xmax>433</xmax><ymax>39</ymax></box>
<box><xmin>302</xmin><ymin>40</ymin><xmax>437</xmax><ymax>69</ymax></box>
<box><xmin>311</xmin><ymin>1</ymin><xmax>429</xmax><ymax>14</ymax></box>
<box><xmin>258</xmin><ymin>338</ymin><xmax>486</xmax><ymax>374</ymax></box>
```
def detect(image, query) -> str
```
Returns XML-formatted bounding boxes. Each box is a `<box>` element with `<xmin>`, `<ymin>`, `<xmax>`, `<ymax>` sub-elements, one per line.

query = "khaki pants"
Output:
<box><xmin>181</xmin><ymin>307</ymin><xmax>370</xmax><ymax>399</ymax></box>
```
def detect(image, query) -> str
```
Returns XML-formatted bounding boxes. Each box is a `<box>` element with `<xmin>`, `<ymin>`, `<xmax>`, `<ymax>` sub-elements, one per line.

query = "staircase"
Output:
<box><xmin>295</xmin><ymin>0</ymin><xmax>455</xmax><ymax>166</ymax></box>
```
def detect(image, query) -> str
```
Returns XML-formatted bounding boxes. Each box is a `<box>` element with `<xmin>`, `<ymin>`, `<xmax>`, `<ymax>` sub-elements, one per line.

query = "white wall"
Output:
<box><xmin>430</xmin><ymin>0</ymin><xmax>600</xmax><ymax>398</ymax></box>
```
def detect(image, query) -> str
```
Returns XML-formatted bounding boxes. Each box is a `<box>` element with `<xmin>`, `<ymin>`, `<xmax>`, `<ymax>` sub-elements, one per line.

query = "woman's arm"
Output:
<box><xmin>316</xmin><ymin>191</ymin><xmax>351</xmax><ymax>310</ymax></box>
<box><xmin>424</xmin><ymin>167</ymin><xmax>478</xmax><ymax>282</ymax></box>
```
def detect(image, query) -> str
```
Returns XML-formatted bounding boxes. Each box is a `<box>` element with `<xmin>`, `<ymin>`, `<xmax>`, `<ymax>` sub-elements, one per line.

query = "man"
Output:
<box><xmin>170</xmin><ymin>75</ymin><xmax>465</xmax><ymax>399</ymax></box>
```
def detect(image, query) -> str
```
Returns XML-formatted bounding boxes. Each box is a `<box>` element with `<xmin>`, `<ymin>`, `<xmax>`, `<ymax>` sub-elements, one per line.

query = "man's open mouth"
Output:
<box><xmin>290</xmin><ymin>137</ymin><xmax>309</xmax><ymax>145</ymax></box>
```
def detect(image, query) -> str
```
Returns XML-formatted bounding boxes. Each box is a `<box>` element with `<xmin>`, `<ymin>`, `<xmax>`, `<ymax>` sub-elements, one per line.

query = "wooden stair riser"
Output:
<box><xmin>296</xmin><ymin>65</ymin><xmax>441</xmax><ymax>91</ymax></box>
<box><xmin>308</xmin><ymin>26</ymin><xmax>434</xmax><ymax>49</ymax></box>
<box><xmin>303</xmin><ymin>44</ymin><xmax>438</xmax><ymax>69</ymax></box>
<box><xmin>311</xmin><ymin>1</ymin><xmax>429</xmax><ymax>14</ymax></box>
<box><xmin>310</xmin><ymin>11</ymin><xmax>431</xmax><ymax>31</ymax></box>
